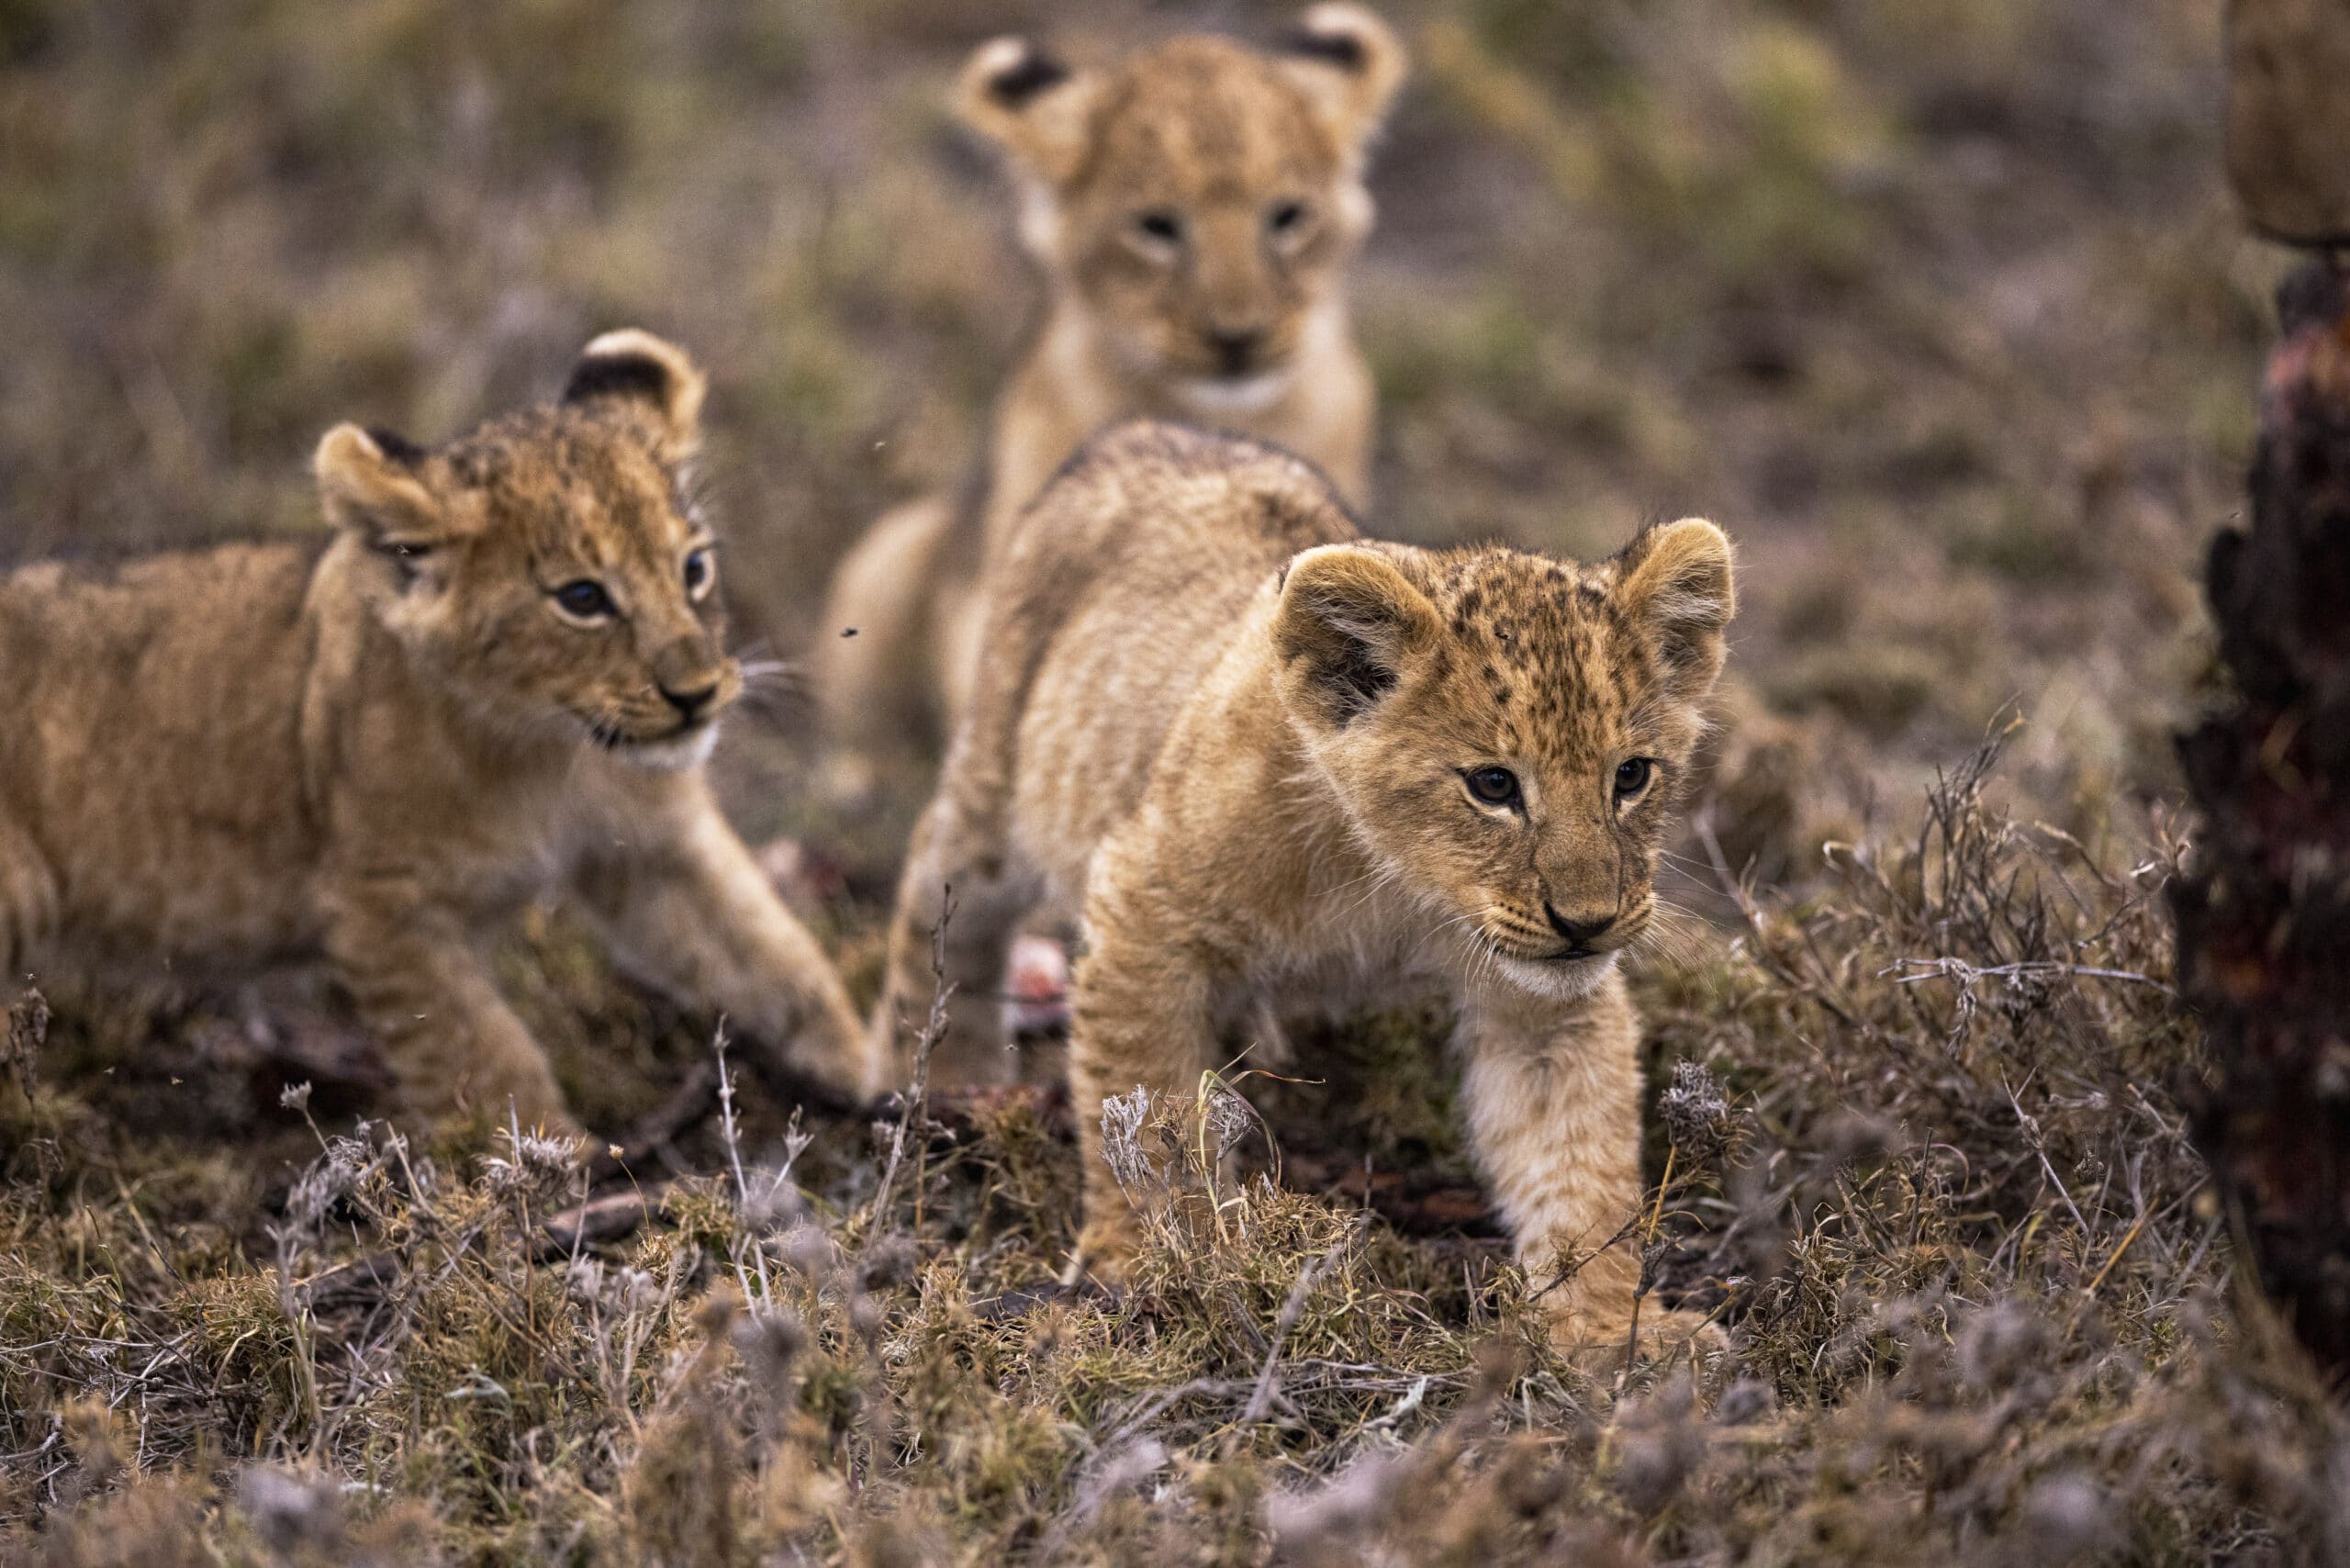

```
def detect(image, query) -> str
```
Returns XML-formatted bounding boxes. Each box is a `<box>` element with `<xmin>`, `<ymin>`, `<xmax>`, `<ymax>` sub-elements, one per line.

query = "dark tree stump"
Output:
<box><xmin>2176</xmin><ymin>259</ymin><xmax>2350</xmax><ymax>1372</ymax></box>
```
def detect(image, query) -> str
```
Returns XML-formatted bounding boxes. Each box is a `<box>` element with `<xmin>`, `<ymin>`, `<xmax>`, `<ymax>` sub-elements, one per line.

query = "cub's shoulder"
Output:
<box><xmin>1013</xmin><ymin>420</ymin><xmax>1360</xmax><ymax>570</ymax></box>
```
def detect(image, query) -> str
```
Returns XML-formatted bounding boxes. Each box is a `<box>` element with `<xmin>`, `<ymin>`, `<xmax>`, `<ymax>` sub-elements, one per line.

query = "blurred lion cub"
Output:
<box><xmin>871</xmin><ymin>422</ymin><xmax>1735</xmax><ymax>1354</ymax></box>
<box><xmin>0</xmin><ymin>332</ymin><xmax>882</xmax><ymax>1134</ymax></box>
<box><xmin>818</xmin><ymin>5</ymin><xmax>1406</xmax><ymax>795</ymax></box>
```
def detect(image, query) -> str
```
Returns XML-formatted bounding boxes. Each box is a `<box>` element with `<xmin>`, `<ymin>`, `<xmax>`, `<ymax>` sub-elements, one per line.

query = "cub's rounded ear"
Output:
<box><xmin>1612</xmin><ymin>517</ymin><xmax>1738</xmax><ymax>696</ymax></box>
<box><xmin>314</xmin><ymin>422</ymin><xmax>446</xmax><ymax>551</ymax></box>
<box><xmin>563</xmin><ymin>329</ymin><xmax>707</xmax><ymax>459</ymax></box>
<box><xmin>1276</xmin><ymin>4</ymin><xmax>1408</xmax><ymax>155</ymax></box>
<box><xmin>956</xmin><ymin>35</ymin><xmax>1100</xmax><ymax>185</ymax></box>
<box><xmin>1273</xmin><ymin>544</ymin><xmax>1441</xmax><ymax>728</ymax></box>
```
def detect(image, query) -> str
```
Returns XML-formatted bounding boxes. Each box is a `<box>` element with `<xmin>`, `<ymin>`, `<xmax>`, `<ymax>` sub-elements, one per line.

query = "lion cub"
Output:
<box><xmin>870</xmin><ymin>423</ymin><xmax>1736</xmax><ymax>1353</ymax></box>
<box><xmin>817</xmin><ymin>6</ymin><xmax>1406</xmax><ymax>793</ymax></box>
<box><xmin>0</xmin><ymin>331</ymin><xmax>882</xmax><ymax>1133</ymax></box>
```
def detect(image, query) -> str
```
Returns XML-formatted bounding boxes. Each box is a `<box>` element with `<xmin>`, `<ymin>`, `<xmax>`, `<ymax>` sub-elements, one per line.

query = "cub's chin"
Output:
<box><xmin>1492</xmin><ymin>949</ymin><xmax>1619</xmax><ymax>1002</ymax></box>
<box><xmin>613</xmin><ymin>724</ymin><xmax>722</xmax><ymax>772</ymax></box>
<box><xmin>1172</xmin><ymin>367</ymin><xmax>1293</xmax><ymax>417</ymax></box>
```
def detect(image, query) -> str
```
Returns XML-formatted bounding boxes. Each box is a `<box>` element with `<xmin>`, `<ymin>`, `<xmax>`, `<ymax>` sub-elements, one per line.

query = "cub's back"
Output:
<box><xmin>975</xmin><ymin>423</ymin><xmax>1357</xmax><ymax>884</ymax></box>
<box><xmin>0</xmin><ymin>539</ymin><xmax>327</xmax><ymax>965</ymax></box>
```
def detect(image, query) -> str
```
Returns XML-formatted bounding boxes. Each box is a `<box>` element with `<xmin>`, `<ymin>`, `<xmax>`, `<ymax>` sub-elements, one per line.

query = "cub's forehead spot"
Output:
<box><xmin>1084</xmin><ymin>44</ymin><xmax>1337</xmax><ymax>199</ymax></box>
<box><xmin>445</xmin><ymin>409</ymin><xmax>686</xmax><ymax>574</ymax></box>
<box><xmin>1427</xmin><ymin>553</ymin><xmax>1647</xmax><ymax>758</ymax></box>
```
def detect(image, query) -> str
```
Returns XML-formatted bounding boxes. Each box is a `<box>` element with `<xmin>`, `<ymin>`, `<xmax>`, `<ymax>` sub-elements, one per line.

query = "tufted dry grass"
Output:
<box><xmin>7</xmin><ymin>734</ymin><xmax>2341</xmax><ymax>1563</ymax></box>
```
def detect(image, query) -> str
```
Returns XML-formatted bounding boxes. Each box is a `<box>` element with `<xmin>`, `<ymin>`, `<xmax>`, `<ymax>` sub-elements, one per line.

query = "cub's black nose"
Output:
<box><xmin>1544</xmin><ymin>902</ymin><xmax>1616</xmax><ymax>949</ymax></box>
<box><xmin>1206</xmin><ymin>327</ymin><xmax>1267</xmax><ymax>375</ymax></box>
<box><xmin>661</xmin><ymin>682</ymin><xmax>720</xmax><ymax>720</ymax></box>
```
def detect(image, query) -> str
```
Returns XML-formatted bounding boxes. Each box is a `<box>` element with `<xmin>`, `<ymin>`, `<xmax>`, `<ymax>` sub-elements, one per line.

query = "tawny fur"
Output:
<box><xmin>0</xmin><ymin>331</ymin><xmax>882</xmax><ymax>1135</ymax></box>
<box><xmin>816</xmin><ymin>6</ymin><xmax>1405</xmax><ymax>792</ymax></box>
<box><xmin>869</xmin><ymin>422</ymin><xmax>1737</xmax><ymax>1353</ymax></box>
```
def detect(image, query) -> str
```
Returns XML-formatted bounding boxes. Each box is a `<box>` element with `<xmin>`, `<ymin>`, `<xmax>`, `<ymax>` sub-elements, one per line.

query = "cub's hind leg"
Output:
<box><xmin>870</xmin><ymin>790</ymin><xmax>1039</xmax><ymax>1091</ymax></box>
<box><xmin>0</xmin><ymin>814</ymin><xmax>58</xmax><ymax>981</ymax></box>
<box><xmin>813</xmin><ymin>495</ymin><xmax>957</xmax><ymax>805</ymax></box>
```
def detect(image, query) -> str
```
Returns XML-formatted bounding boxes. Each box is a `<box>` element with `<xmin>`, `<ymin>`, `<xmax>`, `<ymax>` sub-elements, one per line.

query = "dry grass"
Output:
<box><xmin>7</xmin><ymin>735</ymin><xmax>2340</xmax><ymax>1562</ymax></box>
<box><xmin>0</xmin><ymin>0</ymin><xmax>2331</xmax><ymax>1562</ymax></box>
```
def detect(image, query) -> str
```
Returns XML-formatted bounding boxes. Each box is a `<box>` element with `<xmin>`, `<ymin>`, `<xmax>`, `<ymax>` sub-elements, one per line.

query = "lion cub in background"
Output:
<box><xmin>871</xmin><ymin>422</ymin><xmax>1735</xmax><ymax>1353</ymax></box>
<box><xmin>0</xmin><ymin>331</ymin><xmax>881</xmax><ymax>1134</ymax></box>
<box><xmin>818</xmin><ymin>5</ymin><xmax>1406</xmax><ymax>795</ymax></box>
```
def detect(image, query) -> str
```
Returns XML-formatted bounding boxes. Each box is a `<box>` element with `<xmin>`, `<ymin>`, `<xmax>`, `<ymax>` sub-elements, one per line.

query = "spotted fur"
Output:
<box><xmin>815</xmin><ymin>6</ymin><xmax>1405</xmax><ymax>799</ymax></box>
<box><xmin>869</xmin><ymin>422</ymin><xmax>1736</xmax><ymax>1356</ymax></box>
<box><xmin>0</xmin><ymin>331</ymin><xmax>879</xmax><ymax>1133</ymax></box>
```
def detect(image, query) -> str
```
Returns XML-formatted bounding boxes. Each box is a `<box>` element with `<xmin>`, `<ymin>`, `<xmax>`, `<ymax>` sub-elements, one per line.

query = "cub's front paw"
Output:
<box><xmin>755</xmin><ymin>1018</ymin><xmax>893</xmax><ymax>1114</ymax></box>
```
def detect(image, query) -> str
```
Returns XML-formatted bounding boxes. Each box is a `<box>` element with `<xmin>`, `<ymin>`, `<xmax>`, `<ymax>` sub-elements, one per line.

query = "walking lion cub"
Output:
<box><xmin>870</xmin><ymin>423</ymin><xmax>1735</xmax><ymax>1352</ymax></box>
<box><xmin>0</xmin><ymin>331</ymin><xmax>881</xmax><ymax>1133</ymax></box>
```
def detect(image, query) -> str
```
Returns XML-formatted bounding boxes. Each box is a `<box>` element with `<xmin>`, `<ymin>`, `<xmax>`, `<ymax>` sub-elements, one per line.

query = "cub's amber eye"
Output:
<box><xmin>1614</xmin><ymin>757</ymin><xmax>1654</xmax><ymax>800</ymax></box>
<box><xmin>553</xmin><ymin>579</ymin><xmax>616</xmax><ymax>621</ymax></box>
<box><xmin>1464</xmin><ymin>767</ymin><xmax>1522</xmax><ymax>808</ymax></box>
<box><xmin>1267</xmin><ymin>198</ymin><xmax>1309</xmax><ymax>238</ymax></box>
<box><xmin>1133</xmin><ymin>209</ymin><xmax>1185</xmax><ymax>247</ymax></box>
<box><xmin>683</xmin><ymin>547</ymin><xmax>715</xmax><ymax>600</ymax></box>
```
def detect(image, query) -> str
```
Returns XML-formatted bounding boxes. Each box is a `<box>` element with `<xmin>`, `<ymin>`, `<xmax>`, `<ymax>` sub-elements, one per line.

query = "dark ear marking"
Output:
<box><xmin>1290</xmin><ymin>570</ymin><xmax>1399</xmax><ymax>722</ymax></box>
<box><xmin>364</xmin><ymin>426</ymin><xmax>424</xmax><ymax>465</ymax></box>
<box><xmin>1271</xmin><ymin>6</ymin><xmax>1406</xmax><ymax>151</ymax></box>
<box><xmin>563</xmin><ymin>352</ymin><xmax>673</xmax><ymax>409</ymax></box>
<box><xmin>562</xmin><ymin>330</ymin><xmax>707</xmax><ymax>455</ymax></box>
<box><xmin>1279</xmin><ymin>25</ymin><xmax>1367</xmax><ymax>70</ymax></box>
<box><xmin>1317</xmin><ymin>630</ymin><xmax>1396</xmax><ymax>721</ymax></box>
<box><xmin>1275</xmin><ymin>547</ymin><xmax>1439</xmax><ymax>728</ymax></box>
<box><xmin>957</xmin><ymin>36</ymin><xmax>1100</xmax><ymax>184</ymax></box>
<box><xmin>987</xmin><ymin>46</ymin><xmax>1071</xmax><ymax>106</ymax></box>
<box><xmin>1613</xmin><ymin>516</ymin><xmax>1738</xmax><ymax>694</ymax></box>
